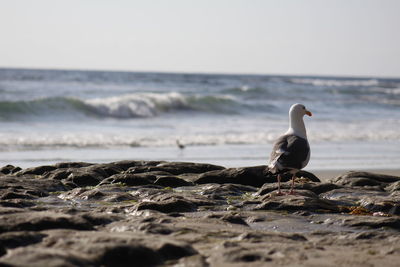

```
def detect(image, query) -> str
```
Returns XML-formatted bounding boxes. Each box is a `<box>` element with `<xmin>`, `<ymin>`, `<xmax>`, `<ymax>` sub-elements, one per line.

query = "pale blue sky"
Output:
<box><xmin>1</xmin><ymin>0</ymin><xmax>399</xmax><ymax>77</ymax></box>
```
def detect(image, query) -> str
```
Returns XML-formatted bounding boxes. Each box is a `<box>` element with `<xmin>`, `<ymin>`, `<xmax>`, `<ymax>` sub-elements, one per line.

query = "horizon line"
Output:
<box><xmin>0</xmin><ymin>65</ymin><xmax>399</xmax><ymax>80</ymax></box>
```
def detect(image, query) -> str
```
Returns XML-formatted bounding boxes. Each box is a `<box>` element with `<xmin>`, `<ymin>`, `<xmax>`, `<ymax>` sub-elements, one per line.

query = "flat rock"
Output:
<box><xmin>255</xmin><ymin>190</ymin><xmax>340</xmax><ymax>213</ymax></box>
<box><xmin>136</xmin><ymin>198</ymin><xmax>197</xmax><ymax>213</ymax></box>
<box><xmin>195</xmin><ymin>166</ymin><xmax>320</xmax><ymax>187</ymax></box>
<box><xmin>0</xmin><ymin>211</ymin><xmax>94</xmax><ymax>233</ymax></box>
<box><xmin>331</xmin><ymin>171</ymin><xmax>400</xmax><ymax>188</ymax></box>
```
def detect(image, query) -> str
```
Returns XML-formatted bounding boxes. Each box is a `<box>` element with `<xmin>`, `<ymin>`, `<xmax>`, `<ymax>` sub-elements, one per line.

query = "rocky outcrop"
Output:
<box><xmin>0</xmin><ymin>162</ymin><xmax>399</xmax><ymax>266</ymax></box>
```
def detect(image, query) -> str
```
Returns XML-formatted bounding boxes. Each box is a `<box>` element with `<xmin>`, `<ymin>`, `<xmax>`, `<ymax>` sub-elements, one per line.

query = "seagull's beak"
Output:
<box><xmin>305</xmin><ymin>110</ymin><xmax>312</xmax><ymax>116</ymax></box>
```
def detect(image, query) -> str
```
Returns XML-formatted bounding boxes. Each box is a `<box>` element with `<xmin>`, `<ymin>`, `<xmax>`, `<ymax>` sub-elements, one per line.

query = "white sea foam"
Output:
<box><xmin>291</xmin><ymin>78</ymin><xmax>379</xmax><ymax>87</ymax></box>
<box><xmin>1</xmin><ymin>123</ymin><xmax>399</xmax><ymax>151</ymax></box>
<box><xmin>85</xmin><ymin>92</ymin><xmax>188</xmax><ymax>118</ymax></box>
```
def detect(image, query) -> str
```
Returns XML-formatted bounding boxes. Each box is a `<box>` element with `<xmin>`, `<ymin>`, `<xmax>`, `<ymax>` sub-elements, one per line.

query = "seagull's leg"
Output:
<box><xmin>289</xmin><ymin>172</ymin><xmax>296</xmax><ymax>195</ymax></box>
<box><xmin>277</xmin><ymin>174</ymin><xmax>284</xmax><ymax>195</ymax></box>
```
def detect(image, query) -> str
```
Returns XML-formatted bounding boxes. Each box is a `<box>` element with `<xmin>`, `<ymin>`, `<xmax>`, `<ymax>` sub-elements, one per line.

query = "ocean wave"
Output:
<box><xmin>290</xmin><ymin>78</ymin><xmax>379</xmax><ymax>87</ymax></box>
<box><xmin>0</xmin><ymin>92</ymin><xmax>243</xmax><ymax>120</ymax></box>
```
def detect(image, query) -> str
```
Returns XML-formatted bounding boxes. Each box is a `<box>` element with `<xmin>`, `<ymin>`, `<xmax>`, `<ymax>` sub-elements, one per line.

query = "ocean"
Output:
<box><xmin>1</xmin><ymin>68</ymin><xmax>399</xmax><ymax>170</ymax></box>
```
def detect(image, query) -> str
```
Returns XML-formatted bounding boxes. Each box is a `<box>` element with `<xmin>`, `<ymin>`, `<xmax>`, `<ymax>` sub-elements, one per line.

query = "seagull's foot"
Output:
<box><xmin>287</xmin><ymin>190</ymin><xmax>297</xmax><ymax>195</ymax></box>
<box><xmin>275</xmin><ymin>190</ymin><xmax>285</xmax><ymax>196</ymax></box>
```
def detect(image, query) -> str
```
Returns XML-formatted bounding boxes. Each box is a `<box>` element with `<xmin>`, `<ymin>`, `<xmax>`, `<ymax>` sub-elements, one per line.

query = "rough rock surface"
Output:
<box><xmin>0</xmin><ymin>162</ymin><xmax>399</xmax><ymax>266</ymax></box>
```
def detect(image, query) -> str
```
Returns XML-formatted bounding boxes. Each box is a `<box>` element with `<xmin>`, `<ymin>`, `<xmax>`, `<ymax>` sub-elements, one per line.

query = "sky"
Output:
<box><xmin>1</xmin><ymin>0</ymin><xmax>399</xmax><ymax>77</ymax></box>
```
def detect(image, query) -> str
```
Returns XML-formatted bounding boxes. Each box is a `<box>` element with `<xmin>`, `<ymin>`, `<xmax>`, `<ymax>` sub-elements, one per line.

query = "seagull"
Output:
<box><xmin>268</xmin><ymin>103</ymin><xmax>312</xmax><ymax>195</ymax></box>
<box><xmin>176</xmin><ymin>139</ymin><xmax>185</xmax><ymax>150</ymax></box>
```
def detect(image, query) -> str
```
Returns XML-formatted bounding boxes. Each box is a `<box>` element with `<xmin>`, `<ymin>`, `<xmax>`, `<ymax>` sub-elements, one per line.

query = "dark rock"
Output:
<box><xmin>0</xmin><ymin>244</ymin><xmax>5</xmax><ymax>257</ymax></box>
<box><xmin>80</xmin><ymin>212</ymin><xmax>123</xmax><ymax>226</ymax></box>
<box><xmin>331</xmin><ymin>171</ymin><xmax>400</xmax><ymax>187</ymax></box>
<box><xmin>154</xmin><ymin>176</ymin><xmax>193</xmax><ymax>187</ymax></box>
<box><xmin>0</xmin><ymin>165</ymin><xmax>22</xmax><ymax>175</ymax></box>
<box><xmin>136</xmin><ymin>198</ymin><xmax>197</xmax><ymax>213</ymax></box>
<box><xmin>196</xmin><ymin>166</ymin><xmax>320</xmax><ymax>187</ymax></box>
<box><xmin>0</xmin><ymin>231</ymin><xmax>46</xmax><ymax>249</ymax></box>
<box><xmin>157</xmin><ymin>241</ymin><xmax>197</xmax><ymax>260</ymax></box>
<box><xmin>53</xmin><ymin>162</ymin><xmax>93</xmax><ymax>169</ymax></box>
<box><xmin>89</xmin><ymin>163</ymin><xmax>124</xmax><ymax>177</ymax></box>
<box><xmin>257</xmin><ymin>182</ymin><xmax>341</xmax><ymax>196</ymax></box>
<box><xmin>111</xmin><ymin>160</ymin><xmax>164</xmax><ymax>171</ymax></box>
<box><xmin>0</xmin><ymin>212</ymin><xmax>94</xmax><ymax>233</ymax></box>
<box><xmin>101</xmin><ymin>173</ymin><xmax>156</xmax><ymax>186</ymax></box>
<box><xmin>128</xmin><ymin>161</ymin><xmax>224</xmax><ymax>176</ymax></box>
<box><xmin>195</xmin><ymin>166</ymin><xmax>269</xmax><ymax>187</ymax></box>
<box><xmin>222</xmin><ymin>248</ymin><xmax>271</xmax><ymax>263</ymax></box>
<box><xmin>0</xmin><ymin>247</ymin><xmax>93</xmax><ymax>267</ymax></box>
<box><xmin>138</xmin><ymin>223</ymin><xmax>173</xmax><ymax>235</ymax></box>
<box><xmin>66</xmin><ymin>171</ymin><xmax>102</xmax><ymax>187</ymax></box>
<box><xmin>43</xmin><ymin>169</ymin><xmax>72</xmax><ymax>180</ymax></box>
<box><xmin>0</xmin><ymin>199</ymin><xmax>36</xmax><ymax>208</ymax></box>
<box><xmin>255</xmin><ymin>191</ymin><xmax>339</xmax><ymax>212</ymax></box>
<box><xmin>16</xmin><ymin>165</ymin><xmax>57</xmax><ymax>176</ymax></box>
<box><xmin>221</xmin><ymin>214</ymin><xmax>248</xmax><ymax>226</ymax></box>
<box><xmin>0</xmin><ymin>176</ymin><xmax>66</xmax><ymax>196</ymax></box>
<box><xmin>0</xmin><ymin>191</ymin><xmax>35</xmax><ymax>200</ymax></box>
<box><xmin>99</xmin><ymin>245</ymin><xmax>161</xmax><ymax>267</ymax></box>
<box><xmin>343</xmin><ymin>216</ymin><xmax>400</xmax><ymax>230</ymax></box>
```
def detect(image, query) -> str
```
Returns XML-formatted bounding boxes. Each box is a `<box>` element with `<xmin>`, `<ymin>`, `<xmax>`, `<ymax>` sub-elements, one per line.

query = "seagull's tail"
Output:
<box><xmin>268</xmin><ymin>161</ymin><xmax>279</xmax><ymax>174</ymax></box>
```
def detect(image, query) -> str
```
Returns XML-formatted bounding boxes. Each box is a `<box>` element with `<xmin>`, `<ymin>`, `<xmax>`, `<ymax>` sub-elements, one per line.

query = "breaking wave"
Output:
<box><xmin>0</xmin><ymin>92</ymin><xmax>241</xmax><ymax>120</ymax></box>
<box><xmin>290</xmin><ymin>78</ymin><xmax>380</xmax><ymax>87</ymax></box>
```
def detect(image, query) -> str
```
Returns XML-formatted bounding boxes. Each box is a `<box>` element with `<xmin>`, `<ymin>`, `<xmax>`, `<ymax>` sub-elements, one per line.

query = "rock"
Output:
<box><xmin>99</xmin><ymin>245</ymin><xmax>162</xmax><ymax>267</ymax></box>
<box><xmin>331</xmin><ymin>171</ymin><xmax>400</xmax><ymax>188</ymax></box>
<box><xmin>111</xmin><ymin>160</ymin><xmax>164</xmax><ymax>171</ymax></box>
<box><xmin>154</xmin><ymin>176</ymin><xmax>193</xmax><ymax>187</ymax></box>
<box><xmin>196</xmin><ymin>166</ymin><xmax>320</xmax><ymax>187</ymax></box>
<box><xmin>127</xmin><ymin>161</ymin><xmax>224</xmax><ymax>176</ymax></box>
<box><xmin>43</xmin><ymin>169</ymin><xmax>72</xmax><ymax>180</ymax></box>
<box><xmin>257</xmin><ymin>182</ymin><xmax>340</xmax><ymax>196</ymax></box>
<box><xmin>2</xmin><ymin>160</ymin><xmax>400</xmax><ymax>266</ymax></box>
<box><xmin>222</xmin><ymin>248</ymin><xmax>271</xmax><ymax>263</ymax></box>
<box><xmin>0</xmin><ymin>247</ymin><xmax>93</xmax><ymax>267</ymax></box>
<box><xmin>175</xmin><ymin>254</ymin><xmax>209</xmax><ymax>267</ymax></box>
<box><xmin>16</xmin><ymin>165</ymin><xmax>57</xmax><ymax>176</ymax></box>
<box><xmin>136</xmin><ymin>198</ymin><xmax>197</xmax><ymax>213</ymax></box>
<box><xmin>0</xmin><ymin>230</ymin><xmax>197</xmax><ymax>267</ymax></box>
<box><xmin>0</xmin><ymin>165</ymin><xmax>22</xmax><ymax>175</ymax></box>
<box><xmin>342</xmin><ymin>216</ymin><xmax>400</xmax><ymax>230</ymax></box>
<box><xmin>255</xmin><ymin>190</ymin><xmax>339</xmax><ymax>212</ymax></box>
<box><xmin>100</xmin><ymin>173</ymin><xmax>156</xmax><ymax>186</ymax></box>
<box><xmin>0</xmin><ymin>191</ymin><xmax>35</xmax><ymax>200</ymax></box>
<box><xmin>0</xmin><ymin>176</ymin><xmax>66</xmax><ymax>198</ymax></box>
<box><xmin>0</xmin><ymin>211</ymin><xmax>94</xmax><ymax>233</ymax></box>
<box><xmin>195</xmin><ymin>166</ymin><xmax>270</xmax><ymax>187</ymax></box>
<box><xmin>0</xmin><ymin>231</ymin><xmax>46</xmax><ymax>249</ymax></box>
<box><xmin>386</xmin><ymin>181</ymin><xmax>400</xmax><ymax>193</ymax></box>
<box><xmin>220</xmin><ymin>214</ymin><xmax>248</xmax><ymax>226</ymax></box>
<box><xmin>53</xmin><ymin>162</ymin><xmax>93</xmax><ymax>169</ymax></box>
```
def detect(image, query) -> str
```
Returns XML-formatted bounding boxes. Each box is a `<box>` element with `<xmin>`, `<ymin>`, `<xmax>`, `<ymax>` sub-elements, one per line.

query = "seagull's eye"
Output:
<box><xmin>302</xmin><ymin>106</ymin><xmax>305</xmax><ymax>109</ymax></box>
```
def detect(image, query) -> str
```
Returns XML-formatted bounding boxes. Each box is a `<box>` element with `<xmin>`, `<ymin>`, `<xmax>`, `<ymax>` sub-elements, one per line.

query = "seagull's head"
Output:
<box><xmin>289</xmin><ymin>103</ymin><xmax>312</xmax><ymax>118</ymax></box>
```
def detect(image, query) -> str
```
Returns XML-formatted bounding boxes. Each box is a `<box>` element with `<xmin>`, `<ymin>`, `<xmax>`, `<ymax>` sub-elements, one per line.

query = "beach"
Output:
<box><xmin>1</xmin><ymin>68</ymin><xmax>400</xmax><ymax>265</ymax></box>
